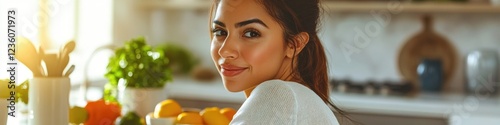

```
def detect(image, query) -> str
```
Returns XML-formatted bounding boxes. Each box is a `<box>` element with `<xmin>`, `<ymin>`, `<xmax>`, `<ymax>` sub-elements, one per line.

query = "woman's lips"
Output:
<box><xmin>220</xmin><ymin>64</ymin><xmax>248</xmax><ymax>77</ymax></box>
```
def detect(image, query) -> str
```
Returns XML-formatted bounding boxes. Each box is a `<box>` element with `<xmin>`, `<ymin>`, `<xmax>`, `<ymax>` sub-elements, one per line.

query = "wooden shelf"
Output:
<box><xmin>141</xmin><ymin>0</ymin><xmax>212</xmax><ymax>10</ymax></box>
<box><xmin>141</xmin><ymin>0</ymin><xmax>500</xmax><ymax>13</ymax></box>
<box><xmin>323</xmin><ymin>1</ymin><xmax>500</xmax><ymax>13</ymax></box>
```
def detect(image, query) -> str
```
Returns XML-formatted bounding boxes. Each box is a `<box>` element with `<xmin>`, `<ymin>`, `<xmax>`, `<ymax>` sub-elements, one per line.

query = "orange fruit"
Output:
<box><xmin>220</xmin><ymin>107</ymin><xmax>237</xmax><ymax>120</ymax></box>
<box><xmin>84</xmin><ymin>99</ymin><xmax>121</xmax><ymax>125</ymax></box>
<box><xmin>177</xmin><ymin>112</ymin><xmax>204</xmax><ymax>125</ymax></box>
<box><xmin>200</xmin><ymin>107</ymin><xmax>230</xmax><ymax>125</ymax></box>
<box><xmin>182</xmin><ymin>108</ymin><xmax>201</xmax><ymax>114</ymax></box>
<box><xmin>154</xmin><ymin>99</ymin><xmax>182</xmax><ymax>118</ymax></box>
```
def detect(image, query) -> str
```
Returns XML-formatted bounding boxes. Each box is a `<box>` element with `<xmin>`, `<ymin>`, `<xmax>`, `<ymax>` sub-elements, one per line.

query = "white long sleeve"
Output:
<box><xmin>230</xmin><ymin>79</ymin><xmax>339</xmax><ymax>125</ymax></box>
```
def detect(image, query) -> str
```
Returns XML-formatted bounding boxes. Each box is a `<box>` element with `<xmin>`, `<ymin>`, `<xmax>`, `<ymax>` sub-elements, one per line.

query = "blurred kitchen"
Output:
<box><xmin>1</xmin><ymin>0</ymin><xmax>500</xmax><ymax>125</ymax></box>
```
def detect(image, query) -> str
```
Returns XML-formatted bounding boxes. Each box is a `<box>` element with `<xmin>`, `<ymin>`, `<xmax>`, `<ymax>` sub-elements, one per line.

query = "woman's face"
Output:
<box><xmin>211</xmin><ymin>0</ymin><xmax>291</xmax><ymax>92</ymax></box>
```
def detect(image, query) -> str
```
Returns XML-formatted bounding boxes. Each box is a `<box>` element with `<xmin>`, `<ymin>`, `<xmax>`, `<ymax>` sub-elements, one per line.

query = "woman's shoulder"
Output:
<box><xmin>247</xmin><ymin>79</ymin><xmax>299</xmax><ymax>104</ymax></box>
<box><xmin>252</xmin><ymin>79</ymin><xmax>308</xmax><ymax>94</ymax></box>
<box><xmin>251</xmin><ymin>79</ymin><xmax>315</xmax><ymax>99</ymax></box>
<box><xmin>231</xmin><ymin>80</ymin><xmax>300</xmax><ymax>124</ymax></box>
<box><xmin>231</xmin><ymin>80</ymin><xmax>340</xmax><ymax>125</ymax></box>
<box><xmin>251</xmin><ymin>79</ymin><xmax>330</xmax><ymax>108</ymax></box>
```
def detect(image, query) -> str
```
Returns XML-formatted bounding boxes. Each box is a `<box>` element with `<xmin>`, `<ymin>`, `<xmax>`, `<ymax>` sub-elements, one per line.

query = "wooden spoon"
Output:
<box><xmin>38</xmin><ymin>46</ymin><xmax>46</xmax><ymax>77</ymax></box>
<box><xmin>43</xmin><ymin>53</ymin><xmax>60</xmax><ymax>77</ymax></box>
<box><xmin>15</xmin><ymin>37</ymin><xmax>43</xmax><ymax>77</ymax></box>
<box><xmin>59</xmin><ymin>40</ymin><xmax>75</xmax><ymax>75</ymax></box>
<box><xmin>62</xmin><ymin>40</ymin><xmax>76</xmax><ymax>53</ymax></box>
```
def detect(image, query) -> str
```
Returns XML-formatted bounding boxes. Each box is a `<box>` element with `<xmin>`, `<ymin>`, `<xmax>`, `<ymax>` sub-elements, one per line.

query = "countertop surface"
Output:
<box><xmin>167</xmin><ymin>76</ymin><xmax>500</xmax><ymax>125</ymax></box>
<box><xmin>6</xmin><ymin>76</ymin><xmax>500</xmax><ymax>125</ymax></box>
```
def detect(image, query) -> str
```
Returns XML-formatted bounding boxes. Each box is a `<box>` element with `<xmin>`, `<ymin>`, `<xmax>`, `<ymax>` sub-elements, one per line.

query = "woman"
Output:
<box><xmin>210</xmin><ymin>0</ymin><xmax>347</xmax><ymax>124</ymax></box>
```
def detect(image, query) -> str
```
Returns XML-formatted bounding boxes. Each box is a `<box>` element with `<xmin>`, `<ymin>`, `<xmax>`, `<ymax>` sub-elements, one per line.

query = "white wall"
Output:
<box><xmin>322</xmin><ymin>13</ymin><xmax>500</xmax><ymax>93</ymax></box>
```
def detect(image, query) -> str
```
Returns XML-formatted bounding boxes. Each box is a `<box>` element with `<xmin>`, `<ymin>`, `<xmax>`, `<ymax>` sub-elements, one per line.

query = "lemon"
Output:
<box><xmin>177</xmin><ymin>112</ymin><xmax>204</xmax><ymax>125</ymax></box>
<box><xmin>153</xmin><ymin>99</ymin><xmax>182</xmax><ymax>118</ymax></box>
<box><xmin>69</xmin><ymin>106</ymin><xmax>88</xmax><ymax>125</ymax></box>
<box><xmin>201</xmin><ymin>107</ymin><xmax>230</xmax><ymax>125</ymax></box>
<box><xmin>220</xmin><ymin>107</ymin><xmax>237</xmax><ymax>120</ymax></box>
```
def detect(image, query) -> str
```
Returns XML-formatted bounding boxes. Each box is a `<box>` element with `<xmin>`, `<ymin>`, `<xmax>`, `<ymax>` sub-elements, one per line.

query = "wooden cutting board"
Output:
<box><xmin>397</xmin><ymin>15</ymin><xmax>458</xmax><ymax>93</ymax></box>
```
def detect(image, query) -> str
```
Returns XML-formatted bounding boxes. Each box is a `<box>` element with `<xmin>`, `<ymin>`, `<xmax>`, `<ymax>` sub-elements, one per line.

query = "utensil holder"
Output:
<box><xmin>28</xmin><ymin>77</ymin><xmax>70</xmax><ymax>125</ymax></box>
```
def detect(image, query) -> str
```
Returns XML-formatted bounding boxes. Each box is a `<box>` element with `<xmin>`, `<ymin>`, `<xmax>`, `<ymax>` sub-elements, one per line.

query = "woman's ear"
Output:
<box><xmin>285</xmin><ymin>32</ymin><xmax>309</xmax><ymax>58</ymax></box>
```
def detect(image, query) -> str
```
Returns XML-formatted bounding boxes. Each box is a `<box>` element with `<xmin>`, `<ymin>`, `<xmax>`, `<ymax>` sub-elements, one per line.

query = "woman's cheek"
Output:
<box><xmin>210</xmin><ymin>41</ymin><xmax>221</xmax><ymax>66</ymax></box>
<box><xmin>243</xmin><ymin>47</ymin><xmax>267</xmax><ymax>65</ymax></box>
<box><xmin>242</xmin><ymin>43</ymin><xmax>282</xmax><ymax>72</ymax></box>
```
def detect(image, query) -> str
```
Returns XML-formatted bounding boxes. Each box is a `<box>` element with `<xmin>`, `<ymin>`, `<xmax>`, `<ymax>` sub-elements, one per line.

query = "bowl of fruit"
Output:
<box><xmin>147</xmin><ymin>99</ymin><xmax>236</xmax><ymax>125</ymax></box>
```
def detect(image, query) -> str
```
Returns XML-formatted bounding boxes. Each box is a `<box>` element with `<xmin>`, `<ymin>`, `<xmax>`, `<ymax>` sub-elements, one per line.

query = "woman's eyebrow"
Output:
<box><xmin>236</xmin><ymin>19</ymin><xmax>268</xmax><ymax>28</ymax></box>
<box><xmin>213</xmin><ymin>20</ymin><xmax>226</xmax><ymax>27</ymax></box>
<box><xmin>213</xmin><ymin>19</ymin><xmax>269</xmax><ymax>28</ymax></box>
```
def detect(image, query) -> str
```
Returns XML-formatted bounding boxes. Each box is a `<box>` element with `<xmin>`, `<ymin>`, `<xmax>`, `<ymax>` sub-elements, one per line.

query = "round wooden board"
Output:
<box><xmin>397</xmin><ymin>31</ymin><xmax>458</xmax><ymax>92</ymax></box>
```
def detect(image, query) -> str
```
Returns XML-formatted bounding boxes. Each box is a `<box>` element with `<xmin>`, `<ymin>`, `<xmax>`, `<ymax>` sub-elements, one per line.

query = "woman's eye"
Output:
<box><xmin>213</xmin><ymin>29</ymin><xmax>227</xmax><ymax>36</ymax></box>
<box><xmin>243</xmin><ymin>30</ymin><xmax>260</xmax><ymax>38</ymax></box>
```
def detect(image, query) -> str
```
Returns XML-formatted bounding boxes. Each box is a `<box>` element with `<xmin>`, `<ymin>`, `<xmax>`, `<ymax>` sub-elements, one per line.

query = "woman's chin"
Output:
<box><xmin>225</xmin><ymin>88</ymin><xmax>241</xmax><ymax>92</ymax></box>
<box><xmin>223</xmin><ymin>81</ymin><xmax>245</xmax><ymax>92</ymax></box>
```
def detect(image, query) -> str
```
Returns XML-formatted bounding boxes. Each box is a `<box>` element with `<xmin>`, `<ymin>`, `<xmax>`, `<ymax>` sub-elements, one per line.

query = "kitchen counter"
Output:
<box><xmin>6</xmin><ymin>76</ymin><xmax>499</xmax><ymax>125</ymax></box>
<box><xmin>167</xmin><ymin>77</ymin><xmax>500</xmax><ymax>125</ymax></box>
<box><xmin>330</xmin><ymin>92</ymin><xmax>500</xmax><ymax>125</ymax></box>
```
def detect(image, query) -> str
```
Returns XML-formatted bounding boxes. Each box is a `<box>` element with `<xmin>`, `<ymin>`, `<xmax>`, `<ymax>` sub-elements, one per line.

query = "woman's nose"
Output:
<box><xmin>218</xmin><ymin>35</ymin><xmax>238</xmax><ymax>59</ymax></box>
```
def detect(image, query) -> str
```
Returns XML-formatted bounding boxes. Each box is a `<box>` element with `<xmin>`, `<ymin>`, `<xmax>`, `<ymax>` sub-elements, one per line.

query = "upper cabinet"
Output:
<box><xmin>140</xmin><ymin>0</ymin><xmax>500</xmax><ymax>13</ymax></box>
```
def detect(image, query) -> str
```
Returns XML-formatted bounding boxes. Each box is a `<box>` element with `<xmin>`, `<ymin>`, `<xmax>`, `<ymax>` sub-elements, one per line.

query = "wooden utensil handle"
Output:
<box><xmin>43</xmin><ymin>53</ymin><xmax>60</xmax><ymax>77</ymax></box>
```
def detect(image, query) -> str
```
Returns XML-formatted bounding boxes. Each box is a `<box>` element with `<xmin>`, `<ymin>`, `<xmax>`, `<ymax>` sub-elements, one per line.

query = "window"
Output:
<box><xmin>1</xmin><ymin>0</ymin><xmax>113</xmax><ymax>89</ymax></box>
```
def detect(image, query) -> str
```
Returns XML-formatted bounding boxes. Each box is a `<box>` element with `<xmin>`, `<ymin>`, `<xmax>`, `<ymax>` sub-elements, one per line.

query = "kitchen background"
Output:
<box><xmin>1</xmin><ymin>0</ymin><xmax>500</xmax><ymax>125</ymax></box>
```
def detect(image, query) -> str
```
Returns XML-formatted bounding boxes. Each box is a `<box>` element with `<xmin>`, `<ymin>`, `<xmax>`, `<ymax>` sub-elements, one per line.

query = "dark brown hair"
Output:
<box><xmin>209</xmin><ymin>0</ymin><xmax>353</xmax><ymax>124</ymax></box>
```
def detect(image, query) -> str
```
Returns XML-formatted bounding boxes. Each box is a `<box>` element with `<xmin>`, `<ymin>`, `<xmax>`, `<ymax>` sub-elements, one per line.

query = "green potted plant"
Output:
<box><xmin>155</xmin><ymin>43</ymin><xmax>199</xmax><ymax>75</ymax></box>
<box><xmin>104</xmin><ymin>36</ymin><xmax>172</xmax><ymax>117</ymax></box>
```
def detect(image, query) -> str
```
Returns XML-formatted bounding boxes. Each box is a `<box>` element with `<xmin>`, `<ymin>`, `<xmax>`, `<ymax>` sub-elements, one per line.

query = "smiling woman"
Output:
<box><xmin>209</xmin><ymin>0</ymin><xmax>350</xmax><ymax>124</ymax></box>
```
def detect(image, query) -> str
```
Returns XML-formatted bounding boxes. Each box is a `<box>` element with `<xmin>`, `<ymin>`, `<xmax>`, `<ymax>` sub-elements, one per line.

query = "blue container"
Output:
<box><xmin>417</xmin><ymin>59</ymin><xmax>443</xmax><ymax>92</ymax></box>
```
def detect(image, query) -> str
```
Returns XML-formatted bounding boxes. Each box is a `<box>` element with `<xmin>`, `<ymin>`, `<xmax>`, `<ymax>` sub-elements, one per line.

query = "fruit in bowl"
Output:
<box><xmin>176</xmin><ymin>112</ymin><xmax>204</xmax><ymax>125</ymax></box>
<box><xmin>201</xmin><ymin>107</ymin><xmax>230</xmax><ymax>125</ymax></box>
<box><xmin>154</xmin><ymin>99</ymin><xmax>182</xmax><ymax>118</ymax></box>
<box><xmin>146</xmin><ymin>99</ymin><xmax>182</xmax><ymax>125</ymax></box>
<box><xmin>220</xmin><ymin>107</ymin><xmax>237</xmax><ymax>120</ymax></box>
<box><xmin>147</xmin><ymin>99</ymin><xmax>237</xmax><ymax>125</ymax></box>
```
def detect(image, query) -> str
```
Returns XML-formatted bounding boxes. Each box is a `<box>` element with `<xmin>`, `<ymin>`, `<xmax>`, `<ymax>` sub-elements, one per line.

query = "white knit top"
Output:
<box><xmin>230</xmin><ymin>79</ymin><xmax>340</xmax><ymax>125</ymax></box>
